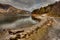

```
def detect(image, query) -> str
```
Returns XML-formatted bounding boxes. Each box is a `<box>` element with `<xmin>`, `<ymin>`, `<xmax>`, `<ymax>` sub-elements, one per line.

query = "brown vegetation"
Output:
<box><xmin>32</xmin><ymin>1</ymin><xmax>60</xmax><ymax>17</ymax></box>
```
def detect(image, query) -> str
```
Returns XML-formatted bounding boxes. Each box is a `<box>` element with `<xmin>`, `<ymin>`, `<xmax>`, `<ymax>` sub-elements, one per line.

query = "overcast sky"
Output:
<box><xmin>0</xmin><ymin>0</ymin><xmax>60</xmax><ymax>11</ymax></box>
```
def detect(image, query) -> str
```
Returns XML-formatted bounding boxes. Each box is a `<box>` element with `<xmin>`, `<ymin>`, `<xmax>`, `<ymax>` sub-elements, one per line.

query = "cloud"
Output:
<box><xmin>0</xmin><ymin>0</ymin><xmax>60</xmax><ymax>11</ymax></box>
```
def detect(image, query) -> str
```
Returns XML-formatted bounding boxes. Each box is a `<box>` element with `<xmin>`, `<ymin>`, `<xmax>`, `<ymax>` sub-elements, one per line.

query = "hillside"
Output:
<box><xmin>32</xmin><ymin>1</ymin><xmax>60</xmax><ymax>17</ymax></box>
<box><xmin>0</xmin><ymin>3</ymin><xmax>31</xmax><ymax>24</ymax></box>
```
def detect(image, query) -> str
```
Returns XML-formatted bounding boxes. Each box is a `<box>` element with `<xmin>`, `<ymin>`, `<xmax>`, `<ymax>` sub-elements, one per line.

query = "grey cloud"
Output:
<box><xmin>0</xmin><ymin>0</ymin><xmax>60</xmax><ymax>11</ymax></box>
<box><xmin>9</xmin><ymin>0</ymin><xmax>37</xmax><ymax>8</ymax></box>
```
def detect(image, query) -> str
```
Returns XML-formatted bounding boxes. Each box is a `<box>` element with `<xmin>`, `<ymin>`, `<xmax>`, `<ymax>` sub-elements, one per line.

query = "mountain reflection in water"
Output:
<box><xmin>0</xmin><ymin>16</ymin><xmax>38</xmax><ymax>30</ymax></box>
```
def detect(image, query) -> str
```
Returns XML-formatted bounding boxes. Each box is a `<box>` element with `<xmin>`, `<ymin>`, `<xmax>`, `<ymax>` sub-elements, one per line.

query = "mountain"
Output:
<box><xmin>0</xmin><ymin>3</ymin><xmax>31</xmax><ymax>24</ymax></box>
<box><xmin>32</xmin><ymin>1</ymin><xmax>60</xmax><ymax>17</ymax></box>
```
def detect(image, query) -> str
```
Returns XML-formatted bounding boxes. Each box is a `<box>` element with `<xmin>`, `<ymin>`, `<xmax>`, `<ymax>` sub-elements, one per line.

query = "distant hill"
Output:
<box><xmin>32</xmin><ymin>1</ymin><xmax>60</xmax><ymax>17</ymax></box>
<box><xmin>0</xmin><ymin>3</ymin><xmax>30</xmax><ymax>23</ymax></box>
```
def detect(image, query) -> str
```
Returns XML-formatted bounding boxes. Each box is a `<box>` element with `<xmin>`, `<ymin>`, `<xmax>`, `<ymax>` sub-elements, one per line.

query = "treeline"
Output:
<box><xmin>32</xmin><ymin>1</ymin><xmax>60</xmax><ymax>17</ymax></box>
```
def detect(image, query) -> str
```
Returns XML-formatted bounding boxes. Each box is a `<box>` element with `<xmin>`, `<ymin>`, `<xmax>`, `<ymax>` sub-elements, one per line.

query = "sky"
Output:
<box><xmin>0</xmin><ymin>0</ymin><xmax>60</xmax><ymax>11</ymax></box>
